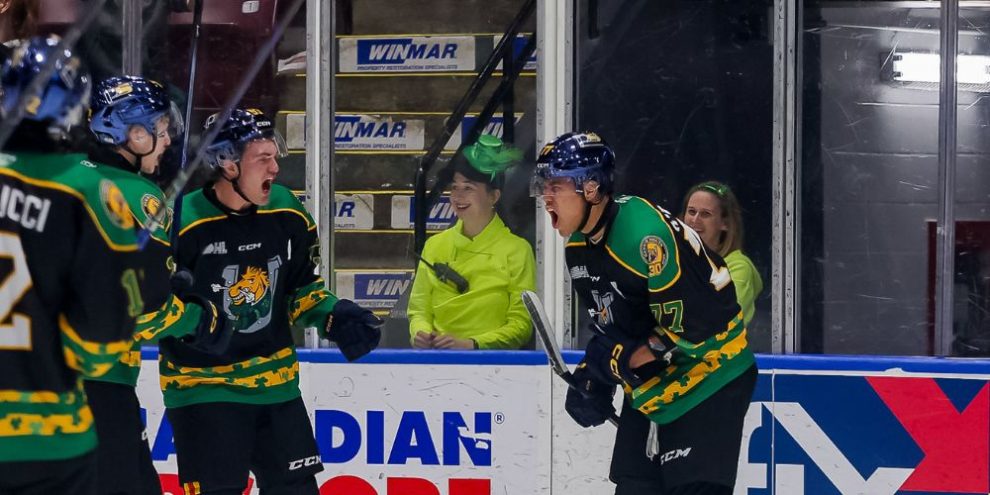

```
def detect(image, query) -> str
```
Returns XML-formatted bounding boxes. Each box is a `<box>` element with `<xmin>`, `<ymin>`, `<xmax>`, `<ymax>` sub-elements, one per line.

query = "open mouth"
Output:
<box><xmin>453</xmin><ymin>203</ymin><xmax>470</xmax><ymax>213</ymax></box>
<box><xmin>262</xmin><ymin>179</ymin><xmax>273</xmax><ymax>194</ymax></box>
<box><xmin>548</xmin><ymin>209</ymin><xmax>559</xmax><ymax>229</ymax></box>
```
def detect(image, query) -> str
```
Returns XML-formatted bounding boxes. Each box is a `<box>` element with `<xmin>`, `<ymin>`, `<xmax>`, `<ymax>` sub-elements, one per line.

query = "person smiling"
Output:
<box><xmin>681</xmin><ymin>181</ymin><xmax>763</xmax><ymax>326</ymax></box>
<box><xmin>407</xmin><ymin>135</ymin><xmax>536</xmax><ymax>350</ymax></box>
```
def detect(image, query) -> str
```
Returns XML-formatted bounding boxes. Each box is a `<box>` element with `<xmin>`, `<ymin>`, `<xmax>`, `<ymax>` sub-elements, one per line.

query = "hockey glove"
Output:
<box><xmin>178</xmin><ymin>294</ymin><xmax>234</xmax><ymax>355</ymax></box>
<box><xmin>584</xmin><ymin>333</ymin><xmax>643</xmax><ymax>387</ymax></box>
<box><xmin>170</xmin><ymin>269</ymin><xmax>234</xmax><ymax>354</ymax></box>
<box><xmin>565</xmin><ymin>363</ymin><xmax>617</xmax><ymax>428</ymax></box>
<box><xmin>327</xmin><ymin>299</ymin><xmax>382</xmax><ymax>362</ymax></box>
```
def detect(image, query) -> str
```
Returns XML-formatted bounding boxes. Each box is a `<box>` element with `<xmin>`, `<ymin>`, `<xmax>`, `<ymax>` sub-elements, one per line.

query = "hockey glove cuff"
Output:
<box><xmin>586</xmin><ymin>332</ymin><xmax>652</xmax><ymax>387</ymax></box>
<box><xmin>327</xmin><ymin>299</ymin><xmax>383</xmax><ymax>361</ymax></box>
<box><xmin>178</xmin><ymin>294</ymin><xmax>234</xmax><ymax>355</ymax></box>
<box><xmin>565</xmin><ymin>363</ymin><xmax>617</xmax><ymax>428</ymax></box>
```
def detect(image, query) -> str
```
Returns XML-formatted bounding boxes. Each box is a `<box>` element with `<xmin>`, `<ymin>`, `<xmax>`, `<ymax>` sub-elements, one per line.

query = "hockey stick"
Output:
<box><xmin>0</xmin><ymin>0</ymin><xmax>110</xmax><ymax>149</ymax></box>
<box><xmin>137</xmin><ymin>0</ymin><xmax>305</xmax><ymax>247</ymax></box>
<box><xmin>521</xmin><ymin>290</ymin><xmax>618</xmax><ymax>427</ymax></box>
<box><xmin>166</xmin><ymin>0</ymin><xmax>204</xmax><ymax>250</ymax></box>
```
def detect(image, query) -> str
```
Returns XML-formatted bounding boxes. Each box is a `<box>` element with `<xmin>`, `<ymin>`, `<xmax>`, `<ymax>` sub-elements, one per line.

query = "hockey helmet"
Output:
<box><xmin>531</xmin><ymin>131</ymin><xmax>615</xmax><ymax>197</ymax></box>
<box><xmin>0</xmin><ymin>35</ymin><xmax>91</xmax><ymax>136</ymax></box>
<box><xmin>89</xmin><ymin>75</ymin><xmax>183</xmax><ymax>147</ymax></box>
<box><xmin>202</xmin><ymin>108</ymin><xmax>286</xmax><ymax>169</ymax></box>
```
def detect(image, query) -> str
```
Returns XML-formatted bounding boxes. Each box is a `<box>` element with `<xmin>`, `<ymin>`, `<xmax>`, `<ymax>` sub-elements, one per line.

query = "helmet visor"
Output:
<box><xmin>165</xmin><ymin>101</ymin><xmax>184</xmax><ymax>140</ymax></box>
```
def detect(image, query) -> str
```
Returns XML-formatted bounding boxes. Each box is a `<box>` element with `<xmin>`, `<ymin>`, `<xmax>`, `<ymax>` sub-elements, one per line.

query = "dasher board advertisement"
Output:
<box><xmin>340</xmin><ymin>36</ymin><xmax>476</xmax><ymax>73</ymax></box>
<box><xmin>285</xmin><ymin>113</ymin><xmax>425</xmax><ymax>151</ymax></box>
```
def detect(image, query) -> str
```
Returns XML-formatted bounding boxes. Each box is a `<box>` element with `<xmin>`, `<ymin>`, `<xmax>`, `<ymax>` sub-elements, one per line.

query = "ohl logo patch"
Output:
<box><xmin>211</xmin><ymin>256</ymin><xmax>282</xmax><ymax>333</ymax></box>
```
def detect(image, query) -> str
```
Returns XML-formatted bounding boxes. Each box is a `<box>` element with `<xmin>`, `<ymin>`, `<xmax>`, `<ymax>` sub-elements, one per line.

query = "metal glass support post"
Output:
<box><xmin>772</xmin><ymin>0</ymin><xmax>798</xmax><ymax>354</ymax></box>
<box><xmin>305</xmin><ymin>0</ymin><xmax>335</xmax><ymax>348</ymax></box>
<box><xmin>122</xmin><ymin>0</ymin><xmax>143</xmax><ymax>75</ymax></box>
<box><xmin>935</xmin><ymin>0</ymin><xmax>958</xmax><ymax>356</ymax></box>
<box><xmin>536</xmin><ymin>0</ymin><xmax>573</xmax><ymax>350</ymax></box>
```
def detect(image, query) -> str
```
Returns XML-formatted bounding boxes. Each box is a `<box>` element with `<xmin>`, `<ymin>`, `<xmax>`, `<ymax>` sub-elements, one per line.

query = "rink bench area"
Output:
<box><xmin>137</xmin><ymin>348</ymin><xmax>990</xmax><ymax>494</ymax></box>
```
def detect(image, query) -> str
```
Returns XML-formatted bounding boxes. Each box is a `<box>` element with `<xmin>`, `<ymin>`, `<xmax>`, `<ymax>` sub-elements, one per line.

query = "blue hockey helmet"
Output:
<box><xmin>531</xmin><ymin>131</ymin><xmax>615</xmax><ymax>197</ymax></box>
<box><xmin>89</xmin><ymin>75</ymin><xmax>183</xmax><ymax>147</ymax></box>
<box><xmin>202</xmin><ymin>108</ymin><xmax>286</xmax><ymax>169</ymax></box>
<box><xmin>0</xmin><ymin>35</ymin><xmax>91</xmax><ymax>136</ymax></box>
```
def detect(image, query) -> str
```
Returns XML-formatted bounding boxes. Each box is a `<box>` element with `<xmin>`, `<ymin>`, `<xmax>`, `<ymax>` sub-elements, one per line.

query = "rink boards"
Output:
<box><xmin>135</xmin><ymin>350</ymin><xmax>990</xmax><ymax>495</ymax></box>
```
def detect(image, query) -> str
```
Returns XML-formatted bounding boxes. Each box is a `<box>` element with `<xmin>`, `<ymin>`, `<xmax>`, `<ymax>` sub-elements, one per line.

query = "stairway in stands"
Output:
<box><xmin>274</xmin><ymin>0</ymin><xmax>536</xmax><ymax>346</ymax></box>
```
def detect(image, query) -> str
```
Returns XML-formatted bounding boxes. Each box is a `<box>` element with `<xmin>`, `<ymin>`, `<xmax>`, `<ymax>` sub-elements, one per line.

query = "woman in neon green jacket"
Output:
<box><xmin>408</xmin><ymin>135</ymin><xmax>536</xmax><ymax>349</ymax></box>
<box><xmin>682</xmin><ymin>181</ymin><xmax>764</xmax><ymax>326</ymax></box>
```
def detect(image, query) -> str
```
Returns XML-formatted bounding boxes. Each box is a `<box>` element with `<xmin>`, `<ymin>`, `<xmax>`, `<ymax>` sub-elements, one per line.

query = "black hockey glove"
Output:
<box><xmin>584</xmin><ymin>333</ymin><xmax>643</xmax><ymax>387</ymax></box>
<box><xmin>327</xmin><ymin>299</ymin><xmax>382</xmax><ymax>362</ymax></box>
<box><xmin>178</xmin><ymin>293</ymin><xmax>234</xmax><ymax>355</ymax></box>
<box><xmin>171</xmin><ymin>269</ymin><xmax>234</xmax><ymax>354</ymax></box>
<box><xmin>565</xmin><ymin>363</ymin><xmax>617</xmax><ymax>428</ymax></box>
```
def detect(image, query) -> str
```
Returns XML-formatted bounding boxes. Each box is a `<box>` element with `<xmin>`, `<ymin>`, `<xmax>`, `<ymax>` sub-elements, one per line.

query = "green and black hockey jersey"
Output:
<box><xmin>0</xmin><ymin>152</ymin><xmax>147</xmax><ymax>462</ymax></box>
<box><xmin>567</xmin><ymin>195</ymin><xmax>754</xmax><ymax>425</ymax></box>
<box><xmin>155</xmin><ymin>183</ymin><xmax>338</xmax><ymax>408</ymax></box>
<box><xmin>83</xmin><ymin>150</ymin><xmax>206</xmax><ymax>387</ymax></box>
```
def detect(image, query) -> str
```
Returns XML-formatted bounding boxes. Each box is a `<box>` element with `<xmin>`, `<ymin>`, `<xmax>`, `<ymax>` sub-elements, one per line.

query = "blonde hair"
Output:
<box><xmin>681</xmin><ymin>181</ymin><xmax>744</xmax><ymax>258</ymax></box>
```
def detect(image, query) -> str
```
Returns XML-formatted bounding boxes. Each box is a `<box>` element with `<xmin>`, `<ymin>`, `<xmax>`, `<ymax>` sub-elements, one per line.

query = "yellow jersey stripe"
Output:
<box><xmin>0</xmin><ymin>168</ymin><xmax>138</xmax><ymax>252</ymax></box>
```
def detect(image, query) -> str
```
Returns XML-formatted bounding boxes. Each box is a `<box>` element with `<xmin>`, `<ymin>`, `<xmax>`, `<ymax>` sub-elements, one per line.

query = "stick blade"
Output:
<box><xmin>521</xmin><ymin>290</ymin><xmax>568</xmax><ymax>377</ymax></box>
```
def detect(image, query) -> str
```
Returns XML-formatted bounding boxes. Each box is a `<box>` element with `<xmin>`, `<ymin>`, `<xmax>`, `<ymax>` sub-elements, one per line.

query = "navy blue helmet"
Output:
<box><xmin>532</xmin><ymin>131</ymin><xmax>615</xmax><ymax>196</ymax></box>
<box><xmin>89</xmin><ymin>75</ymin><xmax>183</xmax><ymax>146</ymax></box>
<box><xmin>0</xmin><ymin>35</ymin><xmax>91</xmax><ymax>136</ymax></box>
<box><xmin>203</xmin><ymin>108</ymin><xmax>286</xmax><ymax>169</ymax></box>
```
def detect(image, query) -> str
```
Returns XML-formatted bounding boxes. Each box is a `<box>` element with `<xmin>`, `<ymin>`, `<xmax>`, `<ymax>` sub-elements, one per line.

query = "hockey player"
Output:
<box><xmin>85</xmin><ymin>74</ymin><xmax>231</xmax><ymax>495</ymax></box>
<box><xmin>0</xmin><ymin>36</ymin><xmax>145</xmax><ymax>494</ymax></box>
<box><xmin>532</xmin><ymin>132</ymin><xmax>757</xmax><ymax>494</ymax></box>
<box><xmin>154</xmin><ymin>108</ymin><xmax>382</xmax><ymax>494</ymax></box>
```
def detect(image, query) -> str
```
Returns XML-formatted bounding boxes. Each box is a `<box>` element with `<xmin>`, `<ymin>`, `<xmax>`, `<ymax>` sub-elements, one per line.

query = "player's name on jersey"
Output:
<box><xmin>284</xmin><ymin>113</ymin><xmax>425</xmax><ymax>151</ymax></box>
<box><xmin>339</xmin><ymin>36</ymin><xmax>476</xmax><ymax>73</ymax></box>
<box><xmin>0</xmin><ymin>183</ymin><xmax>52</xmax><ymax>233</ymax></box>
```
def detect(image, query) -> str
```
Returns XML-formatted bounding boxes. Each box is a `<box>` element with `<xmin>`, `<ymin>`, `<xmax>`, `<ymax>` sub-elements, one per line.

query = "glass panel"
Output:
<box><xmin>331</xmin><ymin>1</ymin><xmax>538</xmax><ymax>349</ymax></box>
<box><xmin>800</xmin><ymin>1</ymin><xmax>940</xmax><ymax>354</ymax></box>
<box><xmin>32</xmin><ymin>0</ymin><xmax>310</xmax><ymax>342</ymax></box>
<box><xmin>951</xmin><ymin>6</ymin><xmax>990</xmax><ymax>356</ymax></box>
<box><xmin>574</xmin><ymin>0</ymin><xmax>774</xmax><ymax>351</ymax></box>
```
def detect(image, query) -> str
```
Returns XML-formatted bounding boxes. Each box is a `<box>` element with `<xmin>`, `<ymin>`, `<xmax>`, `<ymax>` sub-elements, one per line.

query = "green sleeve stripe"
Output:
<box><xmin>289</xmin><ymin>280</ymin><xmax>337</xmax><ymax>331</ymax></box>
<box><xmin>134</xmin><ymin>295</ymin><xmax>199</xmax><ymax>342</ymax></box>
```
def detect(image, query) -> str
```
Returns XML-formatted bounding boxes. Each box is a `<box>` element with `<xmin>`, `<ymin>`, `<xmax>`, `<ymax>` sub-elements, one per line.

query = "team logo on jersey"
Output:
<box><xmin>640</xmin><ymin>235</ymin><xmax>667</xmax><ymax>277</ymax></box>
<box><xmin>211</xmin><ymin>256</ymin><xmax>282</xmax><ymax>333</ymax></box>
<box><xmin>214</xmin><ymin>266</ymin><xmax>269</xmax><ymax>306</ymax></box>
<box><xmin>140</xmin><ymin>193</ymin><xmax>172</xmax><ymax>231</ymax></box>
<box><xmin>99</xmin><ymin>179</ymin><xmax>134</xmax><ymax>229</ymax></box>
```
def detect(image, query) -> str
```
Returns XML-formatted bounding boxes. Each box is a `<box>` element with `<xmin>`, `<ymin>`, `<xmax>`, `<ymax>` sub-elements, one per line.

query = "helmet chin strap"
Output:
<box><xmin>224</xmin><ymin>162</ymin><xmax>258</xmax><ymax>206</ymax></box>
<box><xmin>577</xmin><ymin>183</ymin><xmax>611</xmax><ymax>238</ymax></box>
<box><xmin>581</xmin><ymin>195</ymin><xmax>613</xmax><ymax>241</ymax></box>
<box><xmin>121</xmin><ymin>132</ymin><xmax>157</xmax><ymax>172</ymax></box>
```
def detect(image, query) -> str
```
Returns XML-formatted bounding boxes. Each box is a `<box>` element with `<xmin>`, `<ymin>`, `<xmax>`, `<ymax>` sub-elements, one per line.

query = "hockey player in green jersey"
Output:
<box><xmin>532</xmin><ymin>132</ymin><xmax>757</xmax><ymax>494</ymax></box>
<box><xmin>153</xmin><ymin>108</ymin><xmax>381</xmax><ymax>494</ymax></box>
<box><xmin>0</xmin><ymin>36</ymin><xmax>148</xmax><ymax>495</ymax></box>
<box><xmin>85</xmin><ymin>75</ymin><xmax>231</xmax><ymax>495</ymax></box>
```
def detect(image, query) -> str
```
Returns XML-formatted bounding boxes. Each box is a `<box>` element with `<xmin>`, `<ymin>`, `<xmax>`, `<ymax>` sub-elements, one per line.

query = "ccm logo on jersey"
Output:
<box><xmin>238</xmin><ymin>242</ymin><xmax>262</xmax><ymax>252</ymax></box>
<box><xmin>202</xmin><ymin>241</ymin><xmax>227</xmax><ymax>255</ymax></box>
<box><xmin>288</xmin><ymin>455</ymin><xmax>321</xmax><ymax>471</ymax></box>
<box><xmin>658</xmin><ymin>447</ymin><xmax>691</xmax><ymax>465</ymax></box>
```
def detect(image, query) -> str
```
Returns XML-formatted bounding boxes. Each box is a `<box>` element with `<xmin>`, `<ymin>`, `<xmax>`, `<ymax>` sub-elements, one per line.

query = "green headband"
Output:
<box><xmin>462</xmin><ymin>134</ymin><xmax>522</xmax><ymax>181</ymax></box>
